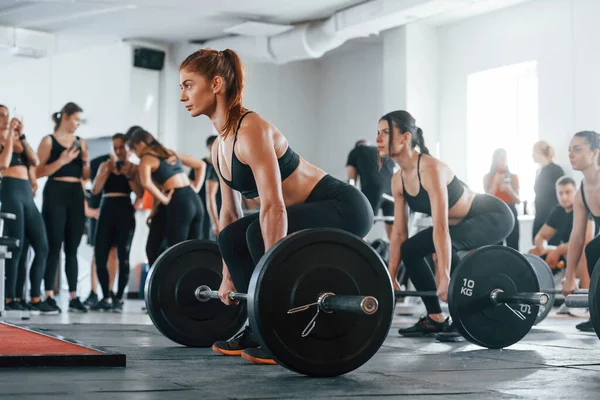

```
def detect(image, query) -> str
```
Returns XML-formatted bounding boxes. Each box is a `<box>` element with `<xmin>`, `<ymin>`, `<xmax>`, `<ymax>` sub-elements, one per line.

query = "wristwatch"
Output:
<box><xmin>19</xmin><ymin>134</ymin><xmax>26</xmax><ymax>142</ymax></box>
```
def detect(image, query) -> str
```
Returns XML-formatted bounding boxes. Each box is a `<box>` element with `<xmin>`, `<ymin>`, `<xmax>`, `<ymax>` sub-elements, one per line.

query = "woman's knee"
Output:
<box><xmin>400</xmin><ymin>238</ymin><xmax>422</xmax><ymax>267</ymax></box>
<box><xmin>217</xmin><ymin>220</ymin><xmax>249</xmax><ymax>260</ymax></box>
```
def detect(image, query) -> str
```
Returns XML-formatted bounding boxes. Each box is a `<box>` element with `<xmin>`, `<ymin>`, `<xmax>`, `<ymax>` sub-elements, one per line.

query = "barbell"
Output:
<box><xmin>145</xmin><ymin>227</ymin><xmax>562</xmax><ymax>376</ymax></box>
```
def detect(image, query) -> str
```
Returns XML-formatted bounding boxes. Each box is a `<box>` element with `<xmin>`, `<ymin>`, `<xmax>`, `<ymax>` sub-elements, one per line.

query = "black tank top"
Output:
<box><xmin>401</xmin><ymin>153</ymin><xmax>465</xmax><ymax>216</ymax></box>
<box><xmin>47</xmin><ymin>135</ymin><xmax>83</xmax><ymax>178</ymax></box>
<box><xmin>103</xmin><ymin>170</ymin><xmax>131</xmax><ymax>195</ymax></box>
<box><xmin>217</xmin><ymin>111</ymin><xmax>300</xmax><ymax>199</ymax></box>
<box><xmin>580</xmin><ymin>181</ymin><xmax>600</xmax><ymax>226</ymax></box>
<box><xmin>143</xmin><ymin>153</ymin><xmax>184</xmax><ymax>185</ymax></box>
<box><xmin>9</xmin><ymin>151</ymin><xmax>26</xmax><ymax>167</ymax></box>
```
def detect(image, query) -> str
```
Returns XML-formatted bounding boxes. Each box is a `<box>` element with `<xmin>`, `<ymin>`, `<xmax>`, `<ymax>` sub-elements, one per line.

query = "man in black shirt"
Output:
<box><xmin>529</xmin><ymin>177</ymin><xmax>593</xmax><ymax>284</ymax></box>
<box><xmin>189</xmin><ymin>135</ymin><xmax>221</xmax><ymax>240</ymax></box>
<box><xmin>346</xmin><ymin>140</ymin><xmax>395</xmax><ymax>239</ymax></box>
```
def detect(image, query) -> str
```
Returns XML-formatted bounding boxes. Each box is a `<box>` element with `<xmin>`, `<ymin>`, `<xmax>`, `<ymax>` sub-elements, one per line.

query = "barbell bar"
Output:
<box><xmin>194</xmin><ymin>285</ymin><xmax>380</xmax><ymax>315</ymax></box>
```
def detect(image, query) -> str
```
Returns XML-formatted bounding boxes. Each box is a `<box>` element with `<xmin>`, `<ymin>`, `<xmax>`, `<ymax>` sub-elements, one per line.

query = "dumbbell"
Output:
<box><xmin>145</xmin><ymin>228</ymin><xmax>395</xmax><ymax>377</ymax></box>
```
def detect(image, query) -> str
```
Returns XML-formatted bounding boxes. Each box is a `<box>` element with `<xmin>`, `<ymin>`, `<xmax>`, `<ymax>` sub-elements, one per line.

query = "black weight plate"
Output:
<box><xmin>248</xmin><ymin>228</ymin><xmax>394</xmax><ymax>377</ymax></box>
<box><xmin>144</xmin><ymin>240</ymin><xmax>247</xmax><ymax>347</ymax></box>
<box><xmin>588</xmin><ymin>258</ymin><xmax>600</xmax><ymax>340</ymax></box>
<box><xmin>522</xmin><ymin>253</ymin><xmax>556</xmax><ymax>325</ymax></box>
<box><xmin>449</xmin><ymin>246</ymin><xmax>539</xmax><ymax>349</ymax></box>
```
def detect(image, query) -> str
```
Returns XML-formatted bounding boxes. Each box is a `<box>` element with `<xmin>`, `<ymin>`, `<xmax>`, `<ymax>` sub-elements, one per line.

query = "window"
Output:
<box><xmin>466</xmin><ymin>60</ymin><xmax>539</xmax><ymax>206</ymax></box>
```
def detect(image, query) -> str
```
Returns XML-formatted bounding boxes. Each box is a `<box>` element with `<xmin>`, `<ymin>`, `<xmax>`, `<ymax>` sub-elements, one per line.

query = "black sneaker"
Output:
<box><xmin>83</xmin><ymin>291</ymin><xmax>98</xmax><ymax>307</ymax></box>
<box><xmin>29</xmin><ymin>300</ymin><xmax>60</xmax><ymax>315</ymax></box>
<box><xmin>5</xmin><ymin>301</ymin><xmax>25</xmax><ymax>311</ymax></box>
<box><xmin>112</xmin><ymin>298</ymin><xmax>123</xmax><ymax>313</ymax></box>
<box><xmin>398</xmin><ymin>315</ymin><xmax>446</xmax><ymax>337</ymax></box>
<box><xmin>45</xmin><ymin>297</ymin><xmax>62</xmax><ymax>314</ymax></box>
<box><xmin>17</xmin><ymin>299</ymin><xmax>33</xmax><ymax>311</ymax></box>
<box><xmin>212</xmin><ymin>326</ymin><xmax>260</xmax><ymax>356</ymax></box>
<box><xmin>435</xmin><ymin>318</ymin><xmax>465</xmax><ymax>342</ymax></box>
<box><xmin>241</xmin><ymin>347</ymin><xmax>277</xmax><ymax>365</ymax></box>
<box><xmin>69</xmin><ymin>297</ymin><xmax>88</xmax><ymax>313</ymax></box>
<box><xmin>576</xmin><ymin>319</ymin><xmax>594</xmax><ymax>332</ymax></box>
<box><xmin>90</xmin><ymin>299</ymin><xmax>113</xmax><ymax>311</ymax></box>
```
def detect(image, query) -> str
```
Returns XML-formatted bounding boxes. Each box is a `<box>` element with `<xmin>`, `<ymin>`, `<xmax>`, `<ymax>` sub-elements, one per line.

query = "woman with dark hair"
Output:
<box><xmin>90</xmin><ymin>133</ymin><xmax>143</xmax><ymax>312</ymax></box>
<box><xmin>532</xmin><ymin>140</ymin><xmax>565</xmax><ymax>241</ymax></box>
<box><xmin>483</xmin><ymin>148</ymin><xmax>520</xmax><ymax>250</ymax></box>
<box><xmin>36</xmin><ymin>102</ymin><xmax>89</xmax><ymax>313</ymax></box>
<box><xmin>129</xmin><ymin>130</ymin><xmax>206</xmax><ymax>247</ymax></box>
<box><xmin>178</xmin><ymin>48</ymin><xmax>374</xmax><ymax>365</ymax></box>
<box><xmin>378</xmin><ymin>110</ymin><xmax>514</xmax><ymax>338</ymax></box>
<box><xmin>563</xmin><ymin>131</ymin><xmax>600</xmax><ymax>332</ymax></box>
<box><xmin>0</xmin><ymin>105</ymin><xmax>52</xmax><ymax>313</ymax></box>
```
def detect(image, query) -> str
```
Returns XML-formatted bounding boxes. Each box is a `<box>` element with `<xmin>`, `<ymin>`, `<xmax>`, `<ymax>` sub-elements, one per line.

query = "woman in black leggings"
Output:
<box><xmin>0</xmin><ymin>106</ymin><xmax>52</xmax><ymax>313</ymax></box>
<box><xmin>378</xmin><ymin>110</ymin><xmax>514</xmax><ymax>338</ymax></box>
<box><xmin>562</xmin><ymin>131</ymin><xmax>600</xmax><ymax>332</ymax></box>
<box><xmin>129</xmin><ymin>130</ymin><xmax>206</xmax><ymax>248</ymax></box>
<box><xmin>36</xmin><ymin>102</ymin><xmax>90</xmax><ymax>313</ymax></box>
<box><xmin>90</xmin><ymin>134</ymin><xmax>143</xmax><ymax>312</ymax></box>
<box><xmin>178</xmin><ymin>48</ymin><xmax>373</xmax><ymax>365</ymax></box>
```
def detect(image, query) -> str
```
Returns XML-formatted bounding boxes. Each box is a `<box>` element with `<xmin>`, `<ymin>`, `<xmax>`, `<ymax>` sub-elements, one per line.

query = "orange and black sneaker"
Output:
<box><xmin>241</xmin><ymin>347</ymin><xmax>277</xmax><ymax>365</ymax></box>
<box><xmin>212</xmin><ymin>326</ymin><xmax>258</xmax><ymax>356</ymax></box>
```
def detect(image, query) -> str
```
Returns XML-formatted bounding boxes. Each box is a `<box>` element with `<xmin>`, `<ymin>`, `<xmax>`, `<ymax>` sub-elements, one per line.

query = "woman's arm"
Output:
<box><xmin>177</xmin><ymin>152</ymin><xmax>206</xmax><ymax>192</ymax></box>
<box><xmin>80</xmin><ymin>138</ymin><xmax>91</xmax><ymax>181</ymax></box>
<box><xmin>236</xmin><ymin>118</ymin><xmax>287</xmax><ymax>251</ymax></box>
<box><xmin>207</xmin><ymin>179</ymin><xmax>220</xmax><ymax>234</ymax></box>
<box><xmin>20</xmin><ymin>136</ymin><xmax>39</xmax><ymax>167</ymax></box>
<box><xmin>138</xmin><ymin>156</ymin><xmax>171</xmax><ymax>205</ymax></box>
<box><xmin>420</xmin><ymin>164</ymin><xmax>452</xmax><ymax>297</ymax></box>
<box><xmin>388</xmin><ymin>173</ymin><xmax>409</xmax><ymax>288</ymax></box>
<box><xmin>92</xmin><ymin>161</ymin><xmax>110</xmax><ymax>195</ymax></box>
<box><xmin>0</xmin><ymin>130</ymin><xmax>13</xmax><ymax>169</ymax></box>
<box><xmin>564</xmin><ymin>190</ymin><xmax>590</xmax><ymax>294</ymax></box>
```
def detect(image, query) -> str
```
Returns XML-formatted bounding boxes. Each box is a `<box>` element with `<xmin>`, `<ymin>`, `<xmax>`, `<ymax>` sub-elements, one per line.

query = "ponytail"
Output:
<box><xmin>129</xmin><ymin>129</ymin><xmax>172</xmax><ymax>159</ymax></box>
<box><xmin>52</xmin><ymin>102</ymin><xmax>83</xmax><ymax>132</ymax></box>
<box><xmin>415</xmin><ymin>127</ymin><xmax>430</xmax><ymax>155</ymax></box>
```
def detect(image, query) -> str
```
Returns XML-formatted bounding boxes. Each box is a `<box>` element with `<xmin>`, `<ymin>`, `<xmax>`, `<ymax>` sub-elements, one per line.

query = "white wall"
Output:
<box><xmin>438</xmin><ymin>0</ymin><xmax>600</xmax><ymax>181</ymax></box>
<box><xmin>317</xmin><ymin>42</ymin><xmax>384</xmax><ymax>179</ymax></box>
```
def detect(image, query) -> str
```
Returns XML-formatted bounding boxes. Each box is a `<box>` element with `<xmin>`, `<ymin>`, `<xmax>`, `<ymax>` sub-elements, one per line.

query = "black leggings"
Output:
<box><xmin>17</xmin><ymin>236</ymin><xmax>30</xmax><ymax>299</ymax></box>
<box><xmin>94</xmin><ymin>197</ymin><xmax>136</xmax><ymax>300</ymax></box>
<box><xmin>401</xmin><ymin>194</ymin><xmax>515</xmax><ymax>314</ymax></box>
<box><xmin>1</xmin><ymin>178</ymin><xmax>49</xmax><ymax>299</ymax></box>
<box><xmin>585</xmin><ymin>235</ymin><xmax>600</xmax><ymax>278</ymax></box>
<box><xmin>217</xmin><ymin>175</ymin><xmax>374</xmax><ymax>294</ymax></box>
<box><xmin>146</xmin><ymin>203</ymin><xmax>168</xmax><ymax>267</ymax></box>
<box><xmin>165</xmin><ymin>186</ymin><xmax>204</xmax><ymax>247</ymax></box>
<box><xmin>42</xmin><ymin>180</ymin><xmax>86</xmax><ymax>293</ymax></box>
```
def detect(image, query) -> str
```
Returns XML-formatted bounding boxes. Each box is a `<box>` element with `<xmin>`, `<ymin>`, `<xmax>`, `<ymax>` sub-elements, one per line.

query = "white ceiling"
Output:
<box><xmin>0</xmin><ymin>0</ymin><xmax>366</xmax><ymax>43</ymax></box>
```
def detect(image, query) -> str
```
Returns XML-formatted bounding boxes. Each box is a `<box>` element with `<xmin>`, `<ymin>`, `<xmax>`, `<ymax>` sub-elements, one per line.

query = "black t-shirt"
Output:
<box><xmin>189</xmin><ymin>158</ymin><xmax>221</xmax><ymax>213</ymax></box>
<box><xmin>534</xmin><ymin>163</ymin><xmax>565</xmax><ymax>210</ymax></box>
<box><xmin>346</xmin><ymin>145</ymin><xmax>395</xmax><ymax>196</ymax></box>
<box><xmin>88</xmin><ymin>154</ymin><xmax>110</xmax><ymax>209</ymax></box>
<box><xmin>545</xmin><ymin>205</ymin><xmax>573</xmax><ymax>244</ymax></box>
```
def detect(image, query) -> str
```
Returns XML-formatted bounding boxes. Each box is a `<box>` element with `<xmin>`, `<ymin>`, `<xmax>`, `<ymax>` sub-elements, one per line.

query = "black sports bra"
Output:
<box><xmin>47</xmin><ymin>135</ymin><xmax>83</xmax><ymax>178</ymax></box>
<box><xmin>580</xmin><ymin>181</ymin><xmax>600</xmax><ymax>227</ymax></box>
<box><xmin>143</xmin><ymin>153</ymin><xmax>184</xmax><ymax>185</ymax></box>
<box><xmin>217</xmin><ymin>111</ymin><xmax>300</xmax><ymax>199</ymax></box>
<box><xmin>401</xmin><ymin>153</ymin><xmax>465</xmax><ymax>215</ymax></box>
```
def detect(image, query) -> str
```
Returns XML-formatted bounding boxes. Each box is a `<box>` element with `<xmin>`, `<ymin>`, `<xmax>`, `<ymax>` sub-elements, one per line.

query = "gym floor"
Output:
<box><xmin>3</xmin><ymin>298</ymin><xmax>599</xmax><ymax>400</ymax></box>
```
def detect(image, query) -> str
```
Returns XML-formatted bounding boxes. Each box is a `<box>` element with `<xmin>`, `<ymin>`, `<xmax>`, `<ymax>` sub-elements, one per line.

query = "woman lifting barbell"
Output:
<box><xmin>378</xmin><ymin>110</ymin><xmax>515</xmax><ymax>338</ymax></box>
<box><xmin>178</xmin><ymin>48</ymin><xmax>374</xmax><ymax>365</ymax></box>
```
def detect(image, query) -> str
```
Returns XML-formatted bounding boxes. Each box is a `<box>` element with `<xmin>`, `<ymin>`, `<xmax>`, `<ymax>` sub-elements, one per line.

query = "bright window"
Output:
<box><xmin>466</xmin><ymin>60</ymin><xmax>539</xmax><ymax>205</ymax></box>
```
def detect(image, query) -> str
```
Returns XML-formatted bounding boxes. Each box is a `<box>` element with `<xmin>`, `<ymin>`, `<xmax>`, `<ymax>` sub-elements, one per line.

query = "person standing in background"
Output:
<box><xmin>484</xmin><ymin>148</ymin><xmax>520</xmax><ymax>250</ymax></box>
<box><xmin>346</xmin><ymin>139</ymin><xmax>395</xmax><ymax>239</ymax></box>
<box><xmin>532</xmin><ymin>140</ymin><xmax>565</xmax><ymax>242</ymax></box>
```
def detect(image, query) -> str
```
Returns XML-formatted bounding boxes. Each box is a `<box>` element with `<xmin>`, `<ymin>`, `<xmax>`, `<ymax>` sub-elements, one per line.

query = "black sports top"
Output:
<box><xmin>143</xmin><ymin>153</ymin><xmax>184</xmax><ymax>185</ymax></box>
<box><xmin>401</xmin><ymin>153</ymin><xmax>465</xmax><ymax>216</ymax></box>
<box><xmin>47</xmin><ymin>135</ymin><xmax>83</xmax><ymax>178</ymax></box>
<box><xmin>580</xmin><ymin>181</ymin><xmax>600</xmax><ymax>227</ymax></box>
<box><xmin>216</xmin><ymin>111</ymin><xmax>300</xmax><ymax>199</ymax></box>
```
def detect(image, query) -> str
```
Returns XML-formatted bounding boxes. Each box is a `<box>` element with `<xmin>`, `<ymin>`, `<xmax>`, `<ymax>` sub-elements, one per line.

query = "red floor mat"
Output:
<box><xmin>0</xmin><ymin>322</ymin><xmax>125</xmax><ymax>367</ymax></box>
